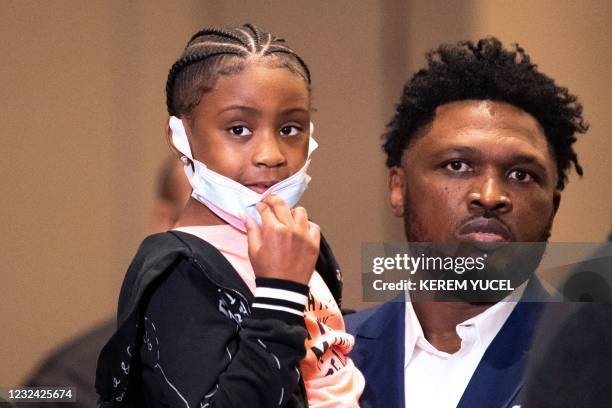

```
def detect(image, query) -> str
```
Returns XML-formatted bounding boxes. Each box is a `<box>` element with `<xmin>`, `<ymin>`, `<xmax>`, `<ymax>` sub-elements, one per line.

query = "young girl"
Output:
<box><xmin>96</xmin><ymin>24</ymin><xmax>363</xmax><ymax>407</ymax></box>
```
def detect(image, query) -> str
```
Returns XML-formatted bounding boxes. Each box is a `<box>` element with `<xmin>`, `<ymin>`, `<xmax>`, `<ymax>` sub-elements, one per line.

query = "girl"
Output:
<box><xmin>96</xmin><ymin>24</ymin><xmax>363</xmax><ymax>407</ymax></box>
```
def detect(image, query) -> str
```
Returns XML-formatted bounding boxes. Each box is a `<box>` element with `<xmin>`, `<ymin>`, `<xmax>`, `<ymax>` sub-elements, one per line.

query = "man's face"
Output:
<box><xmin>389</xmin><ymin>100</ymin><xmax>560</xmax><ymax>244</ymax></box>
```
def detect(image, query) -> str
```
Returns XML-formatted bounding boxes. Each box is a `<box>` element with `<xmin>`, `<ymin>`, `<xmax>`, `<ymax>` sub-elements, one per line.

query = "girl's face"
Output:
<box><xmin>184</xmin><ymin>63</ymin><xmax>311</xmax><ymax>193</ymax></box>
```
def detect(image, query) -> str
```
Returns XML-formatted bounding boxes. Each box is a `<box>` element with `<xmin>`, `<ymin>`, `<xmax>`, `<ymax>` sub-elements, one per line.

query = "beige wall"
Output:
<box><xmin>1</xmin><ymin>0</ymin><xmax>610</xmax><ymax>386</ymax></box>
<box><xmin>0</xmin><ymin>0</ymin><xmax>207</xmax><ymax>386</ymax></box>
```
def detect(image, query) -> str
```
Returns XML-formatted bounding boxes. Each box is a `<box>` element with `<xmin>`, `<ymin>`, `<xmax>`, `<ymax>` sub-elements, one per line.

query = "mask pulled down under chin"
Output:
<box><xmin>169</xmin><ymin>116</ymin><xmax>318</xmax><ymax>232</ymax></box>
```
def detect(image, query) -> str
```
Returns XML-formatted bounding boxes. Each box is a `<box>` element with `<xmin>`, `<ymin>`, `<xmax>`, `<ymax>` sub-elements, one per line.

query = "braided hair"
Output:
<box><xmin>166</xmin><ymin>24</ymin><xmax>311</xmax><ymax>118</ymax></box>
<box><xmin>383</xmin><ymin>37</ymin><xmax>588</xmax><ymax>191</ymax></box>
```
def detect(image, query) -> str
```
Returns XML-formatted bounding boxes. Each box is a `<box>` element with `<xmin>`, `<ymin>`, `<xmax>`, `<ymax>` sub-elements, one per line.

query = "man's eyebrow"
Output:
<box><xmin>506</xmin><ymin>154</ymin><xmax>549</xmax><ymax>174</ymax></box>
<box><xmin>440</xmin><ymin>146</ymin><xmax>479</xmax><ymax>155</ymax></box>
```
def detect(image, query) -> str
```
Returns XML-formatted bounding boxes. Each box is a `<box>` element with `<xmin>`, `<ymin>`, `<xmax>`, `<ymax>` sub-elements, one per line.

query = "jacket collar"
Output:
<box><xmin>457</xmin><ymin>278</ymin><xmax>548</xmax><ymax>408</ymax></box>
<box><xmin>352</xmin><ymin>299</ymin><xmax>406</xmax><ymax>408</ymax></box>
<box><xmin>353</xmin><ymin>279</ymin><xmax>549</xmax><ymax>408</ymax></box>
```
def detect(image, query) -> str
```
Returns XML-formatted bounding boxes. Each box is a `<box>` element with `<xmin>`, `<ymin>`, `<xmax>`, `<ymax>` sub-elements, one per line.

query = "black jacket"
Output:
<box><xmin>96</xmin><ymin>230</ymin><xmax>342</xmax><ymax>407</ymax></box>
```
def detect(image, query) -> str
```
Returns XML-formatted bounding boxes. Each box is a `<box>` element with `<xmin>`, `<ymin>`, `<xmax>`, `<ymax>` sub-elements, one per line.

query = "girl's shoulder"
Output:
<box><xmin>118</xmin><ymin>231</ymin><xmax>251</xmax><ymax>321</ymax></box>
<box><xmin>136</xmin><ymin>229</ymin><xmax>214</xmax><ymax>256</ymax></box>
<box><xmin>132</xmin><ymin>230</ymin><xmax>232</xmax><ymax>274</ymax></box>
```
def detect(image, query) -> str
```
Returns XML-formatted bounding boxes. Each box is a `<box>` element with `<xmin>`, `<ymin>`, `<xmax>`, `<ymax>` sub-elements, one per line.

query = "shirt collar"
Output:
<box><xmin>404</xmin><ymin>300</ymin><xmax>424</xmax><ymax>365</ymax></box>
<box><xmin>403</xmin><ymin>284</ymin><xmax>525</xmax><ymax>367</ymax></box>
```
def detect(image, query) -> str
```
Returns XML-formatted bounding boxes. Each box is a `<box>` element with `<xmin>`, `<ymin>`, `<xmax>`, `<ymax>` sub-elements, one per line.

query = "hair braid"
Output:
<box><xmin>166</xmin><ymin>24</ymin><xmax>310</xmax><ymax>117</ymax></box>
<box><xmin>266</xmin><ymin>44</ymin><xmax>311</xmax><ymax>81</ymax></box>
<box><xmin>187</xmin><ymin>28</ymin><xmax>246</xmax><ymax>47</ymax></box>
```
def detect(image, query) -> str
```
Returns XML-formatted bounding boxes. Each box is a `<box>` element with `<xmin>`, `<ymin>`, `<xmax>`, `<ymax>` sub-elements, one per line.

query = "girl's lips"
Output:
<box><xmin>246</xmin><ymin>184</ymin><xmax>271</xmax><ymax>194</ymax></box>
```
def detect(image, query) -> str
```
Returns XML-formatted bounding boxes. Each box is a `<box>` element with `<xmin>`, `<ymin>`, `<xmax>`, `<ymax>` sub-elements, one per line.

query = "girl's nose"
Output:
<box><xmin>253</xmin><ymin>131</ymin><xmax>286</xmax><ymax>168</ymax></box>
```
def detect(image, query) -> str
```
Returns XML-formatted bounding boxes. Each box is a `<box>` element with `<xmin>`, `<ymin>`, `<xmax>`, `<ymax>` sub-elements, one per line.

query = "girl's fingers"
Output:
<box><xmin>307</xmin><ymin>221</ymin><xmax>321</xmax><ymax>248</ymax></box>
<box><xmin>291</xmin><ymin>207</ymin><xmax>309</xmax><ymax>229</ymax></box>
<box><xmin>256</xmin><ymin>201</ymin><xmax>280</xmax><ymax>226</ymax></box>
<box><xmin>245</xmin><ymin>215</ymin><xmax>262</xmax><ymax>252</ymax></box>
<box><xmin>263</xmin><ymin>195</ymin><xmax>293</xmax><ymax>225</ymax></box>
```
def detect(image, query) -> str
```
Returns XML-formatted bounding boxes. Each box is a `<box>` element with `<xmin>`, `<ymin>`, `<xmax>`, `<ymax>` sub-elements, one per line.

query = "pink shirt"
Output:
<box><xmin>173</xmin><ymin>225</ymin><xmax>363</xmax><ymax>407</ymax></box>
<box><xmin>173</xmin><ymin>225</ymin><xmax>256</xmax><ymax>294</ymax></box>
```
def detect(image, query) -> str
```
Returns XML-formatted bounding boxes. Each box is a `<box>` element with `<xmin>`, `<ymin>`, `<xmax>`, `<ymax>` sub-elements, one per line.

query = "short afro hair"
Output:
<box><xmin>383</xmin><ymin>37</ymin><xmax>588</xmax><ymax>190</ymax></box>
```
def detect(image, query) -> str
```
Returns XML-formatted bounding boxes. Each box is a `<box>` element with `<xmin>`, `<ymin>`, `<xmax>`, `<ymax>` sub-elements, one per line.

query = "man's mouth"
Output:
<box><xmin>456</xmin><ymin>218</ymin><xmax>512</xmax><ymax>243</ymax></box>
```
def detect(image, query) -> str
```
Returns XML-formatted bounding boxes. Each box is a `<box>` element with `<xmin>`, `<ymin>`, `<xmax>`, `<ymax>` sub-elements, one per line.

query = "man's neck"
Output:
<box><xmin>412</xmin><ymin>301</ymin><xmax>493</xmax><ymax>353</ymax></box>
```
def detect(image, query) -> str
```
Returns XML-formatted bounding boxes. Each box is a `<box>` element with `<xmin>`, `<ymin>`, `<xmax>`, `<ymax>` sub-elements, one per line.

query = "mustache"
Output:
<box><xmin>456</xmin><ymin>215</ymin><xmax>513</xmax><ymax>241</ymax></box>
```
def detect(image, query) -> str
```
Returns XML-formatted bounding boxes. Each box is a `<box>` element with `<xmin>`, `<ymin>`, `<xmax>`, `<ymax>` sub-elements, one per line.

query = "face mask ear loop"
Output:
<box><xmin>308</xmin><ymin>121</ymin><xmax>318</xmax><ymax>157</ymax></box>
<box><xmin>169</xmin><ymin>116</ymin><xmax>197</xmax><ymax>178</ymax></box>
<box><xmin>180</xmin><ymin>156</ymin><xmax>195</xmax><ymax>177</ymax></box>
<box><xmin>168</xmin><ymin>131</ymin><xmax>194</xmax><ymax>173</ymax></box>
<box><xmin>169</xmin><ymin>116</ymin><xmax>194</xmax><ymax>158</ymax></box>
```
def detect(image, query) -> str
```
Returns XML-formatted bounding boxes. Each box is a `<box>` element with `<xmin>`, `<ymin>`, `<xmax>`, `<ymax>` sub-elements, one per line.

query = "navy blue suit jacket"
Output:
<box><xmin>345</xmin><ymin>280</ymin><xmax>549</xmax><ymax>408</ymax></box>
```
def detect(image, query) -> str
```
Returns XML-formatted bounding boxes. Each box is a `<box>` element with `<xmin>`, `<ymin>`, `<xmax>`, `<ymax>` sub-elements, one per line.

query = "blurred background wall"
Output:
<box><xmin>1</xmin><ymin>0</ymin><xmax>610</xmax><ymax>386</ymax></box>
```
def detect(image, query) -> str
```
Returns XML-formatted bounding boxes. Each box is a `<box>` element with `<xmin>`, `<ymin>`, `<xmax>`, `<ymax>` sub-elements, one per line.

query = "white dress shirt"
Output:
<box><xmin>404</xmin><ymin>299</ymin><xmax>518</xmax><ymax>408</ymax></box>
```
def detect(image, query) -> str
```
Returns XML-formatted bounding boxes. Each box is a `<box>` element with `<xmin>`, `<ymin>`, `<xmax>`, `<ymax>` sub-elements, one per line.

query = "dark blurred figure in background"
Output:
<box><xmin>522</xmin><ymin>303</ymin><xmax>612</xmax><ymax>408</ymax></box>
<box><xmin>522</xmin><ymin>232</ymin><xmax>612</xmax><ymax>408</ymax></box>
<box><xmin>21</xmin><ymin>157</ymin><xmax>190</xmax><ymax>407</ymax></box>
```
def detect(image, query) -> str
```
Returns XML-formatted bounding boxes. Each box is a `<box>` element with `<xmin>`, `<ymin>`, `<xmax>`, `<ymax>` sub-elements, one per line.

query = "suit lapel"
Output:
<box><xmin>457</xmin><ymin>279</ymin><xmax>548</xmax><ymax>408</ymax></box>
<box><xmin>352</xmin><ymin>301</ymin><xmax>406</xmax><ymax>408</ymax></box>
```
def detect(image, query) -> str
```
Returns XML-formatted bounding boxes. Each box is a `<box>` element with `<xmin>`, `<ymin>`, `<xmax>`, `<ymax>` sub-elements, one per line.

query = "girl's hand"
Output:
<box><xmin>246</xmin><ymin>195</ymin><xmax>320</xmax><ymax>285</ymax></box>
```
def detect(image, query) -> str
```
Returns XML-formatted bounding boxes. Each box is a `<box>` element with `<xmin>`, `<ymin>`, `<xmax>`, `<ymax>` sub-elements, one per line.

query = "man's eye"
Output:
<box><xmin>508</xmin><ymin>169</ymin><xmax>534</xmax><ymax>182</ymax></box>
<box><xmin>228</xmin><ymin>126</ymin><xmax>252</xmax><ymax>137</ymax></box>
<box><xmin>445</xmin><ymin>161</ymin><xmax>472</xmax><ymax>173</ymax></box>
<box><xmin>280</xmin><ymin>126</ymin><xmax>300</xmax><ymax>137</ymax></box>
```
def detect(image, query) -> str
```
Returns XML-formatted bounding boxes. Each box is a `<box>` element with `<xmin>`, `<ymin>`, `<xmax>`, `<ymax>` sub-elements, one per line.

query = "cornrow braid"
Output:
<box><xmin>166</xmin><ymin>24</ymin><xmax>311</xmax><ymax>117</ymax></box>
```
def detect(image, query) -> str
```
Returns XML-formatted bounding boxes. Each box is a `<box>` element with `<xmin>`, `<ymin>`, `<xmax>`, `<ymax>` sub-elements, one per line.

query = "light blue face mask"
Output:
<box><xmin>169</xmin><ymin>116</ymin><xmax>318</xmax><ymax>232</ymax></box>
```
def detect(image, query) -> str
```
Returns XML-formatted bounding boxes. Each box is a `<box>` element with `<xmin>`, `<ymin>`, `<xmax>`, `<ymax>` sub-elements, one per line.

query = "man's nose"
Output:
<box><xmin>468</xmin><ymin>174</ymin><xmax>512</xmax><ymax>214</ymax></box>
<box><xmin>253</xmin><ymin>131</ymin><xmax>286</xmax><ymax>168</ymax></box>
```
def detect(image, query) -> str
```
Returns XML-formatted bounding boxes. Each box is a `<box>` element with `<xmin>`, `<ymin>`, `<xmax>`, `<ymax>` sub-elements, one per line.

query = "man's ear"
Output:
<box><xmin>553</xmin><ymin>190</ymin><xmax>561</xmax><ymax>216</ymax></box>
<box><xmin>389</xmin><ymin>166</ymin><xmax>406</xmax><ymax>218</ymax></box>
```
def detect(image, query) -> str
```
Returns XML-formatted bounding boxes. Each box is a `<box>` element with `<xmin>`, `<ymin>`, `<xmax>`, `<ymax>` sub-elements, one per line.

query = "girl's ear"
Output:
<box><xmin>165</xmin><ymin>121</ymin><xmax>178</xmax><ymax>156</ymax></box>
<box><xmin>165</xmin><ymin>119</ymin><xmax>194</xmax><ymax>169</ymax></box>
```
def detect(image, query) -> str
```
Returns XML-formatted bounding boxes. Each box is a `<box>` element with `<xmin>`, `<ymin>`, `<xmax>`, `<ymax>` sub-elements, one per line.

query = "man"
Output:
<box><xmin>23</xmin><ymin>157</ymin><xmax>190</xmax><ymax>407</ymax></box>
<box><xmin>345</xmin><ymin>38</ymin><xmax>588</xmax><ymax>408</ymax></box>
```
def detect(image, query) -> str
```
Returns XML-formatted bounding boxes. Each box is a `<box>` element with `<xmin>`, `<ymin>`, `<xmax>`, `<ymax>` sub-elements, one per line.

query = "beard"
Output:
<box><xmin>402</xmin><ymin>193</ymin><xmax>553</xmax><ymax>243</ymax></box>
<box><xmin>401</xmin><ymin>186</ymin><xmax>554</xmax><ymax>302</ymax></box>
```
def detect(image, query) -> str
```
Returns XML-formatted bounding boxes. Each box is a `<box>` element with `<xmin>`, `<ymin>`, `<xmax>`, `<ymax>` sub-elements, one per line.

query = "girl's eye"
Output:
<box><xmin>228</xmin><ymin>126</ymin><xmax>252</xmax><ymax>137</ymax></box>
<box><xmin>280</xmin><ymin>126</ymin><xmax>300</xmax><ymax>137</ymax></box>
<box><xmin>445</xmin><ymin>160</ymin><xmax>472</xmax><ymax>173</ymax></box>
<box><xmin>508</xmin><ymin>169</ymin><xmax>534</xmax><ymax>182</ymax></box>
